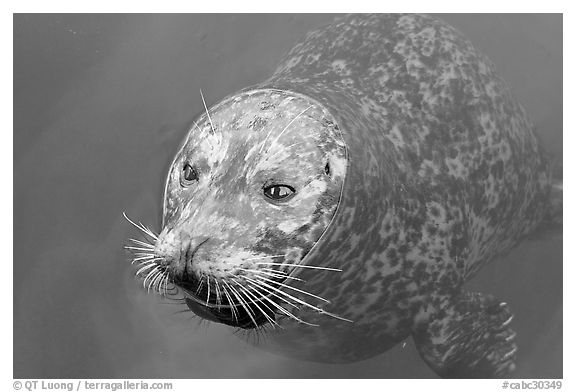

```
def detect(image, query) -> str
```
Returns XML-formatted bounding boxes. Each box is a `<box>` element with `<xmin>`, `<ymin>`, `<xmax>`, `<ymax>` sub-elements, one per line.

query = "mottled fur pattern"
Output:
<box><xmin>252</xmin><ymin>14</ymin><xmax>551</xmax><ymax>369</ymax></box>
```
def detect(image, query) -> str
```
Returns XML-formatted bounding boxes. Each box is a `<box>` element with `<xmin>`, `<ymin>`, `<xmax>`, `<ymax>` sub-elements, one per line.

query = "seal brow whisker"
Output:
<box><xmin>256</xmin><ymin>262</ymin><xmax>342</xmax><ymax>272</ymax></box>
<box><xmin>199</xmin><ymin>89</ymin><xmax>216</xmax><ymax>134</ymax></box>
<box><xmin>260</xmin><ymin>105</ymin><xmax>313</xmax><ymax>155</ymax></box>
<box><xmin>273</xmin><ymin>106</ymin><xmax>312</xmax><ymax>143</ymax></box>
<box><xmin>265</xmin><ymin>142</ymin><xmax>306</xmax><ymax>162</ymax></box>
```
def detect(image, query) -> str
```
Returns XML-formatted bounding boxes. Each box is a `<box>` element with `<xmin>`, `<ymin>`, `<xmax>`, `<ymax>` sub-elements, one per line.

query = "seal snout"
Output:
<box><xmin>154</xmin><ymin>227</ymin><xmax>208</xmax><ymax>281</ymax></box>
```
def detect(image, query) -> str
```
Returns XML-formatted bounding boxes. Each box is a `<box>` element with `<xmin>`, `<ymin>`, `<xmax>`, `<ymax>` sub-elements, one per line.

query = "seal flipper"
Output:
<box><xmin>412</xmin><ymin>292</ymin><xmax>517</xmax><ymax>378</ymax></box>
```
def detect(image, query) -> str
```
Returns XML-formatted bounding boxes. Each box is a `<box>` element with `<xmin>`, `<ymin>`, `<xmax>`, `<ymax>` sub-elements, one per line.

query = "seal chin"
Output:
<box><xmin>176</xmin><ymin>270</ymin><xmax>278</xmax><ymax>329</ymax></box>
<box><xmin>184</xmin><ymin>296</ymin><xmax>274</xmax><ymax>329</ymax></box>
<box><xmin>162</xmin><ymin>246</ymin><xmax>281</xmax><ymax>330</ymax></box>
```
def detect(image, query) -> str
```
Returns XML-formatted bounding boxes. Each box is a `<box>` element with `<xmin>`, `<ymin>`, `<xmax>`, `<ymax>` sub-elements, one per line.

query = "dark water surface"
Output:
<box><xmin>13</xmin><ymin>14</ymin><xmax>562</xmax><ymax>378</ymax></box>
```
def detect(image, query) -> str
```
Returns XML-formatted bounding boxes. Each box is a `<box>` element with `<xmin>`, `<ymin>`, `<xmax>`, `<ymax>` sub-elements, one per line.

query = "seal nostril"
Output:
<box><xmin>181</xmin><ymin>237</ymin><xmax>210</xmax><ymax>279</ymax></box>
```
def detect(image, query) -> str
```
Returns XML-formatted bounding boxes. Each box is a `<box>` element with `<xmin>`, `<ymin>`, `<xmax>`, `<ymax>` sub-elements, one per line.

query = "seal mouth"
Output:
<box><xmin>174</xmin><ymin>268</ymin><xmax>283</xmax><ymax>329</ymax></box>
<box><xmin>123</xmin><ymin>212</ymin><xmax>353</xmax><ymax>329</ymax></box>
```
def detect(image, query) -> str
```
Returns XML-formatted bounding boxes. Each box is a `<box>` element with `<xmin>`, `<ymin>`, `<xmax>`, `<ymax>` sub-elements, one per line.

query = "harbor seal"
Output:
<box><xmin>124</xmin><ymin>14</ymin><xmax>560</xmax><ymax>378</ymax></box>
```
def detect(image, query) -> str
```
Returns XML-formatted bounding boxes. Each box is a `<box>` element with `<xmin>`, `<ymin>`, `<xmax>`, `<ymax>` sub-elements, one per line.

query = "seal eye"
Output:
<box><xmin>263</xmin><ymin>184</ymin><xmax>295</xmax><ymax>202</ymax></box>
<box><xmin>181</xmin><ymin>163</ymin><xmax>199</xmax><ymax>185</ymax></box>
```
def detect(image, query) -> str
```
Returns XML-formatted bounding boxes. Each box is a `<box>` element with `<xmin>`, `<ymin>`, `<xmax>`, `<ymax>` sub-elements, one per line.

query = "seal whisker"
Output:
<box><xmin>133</xmin><ymin>259</ymin><xmax>157</xmax><ymax>268</ymax></box>
<box><xmin>231</xmin><ymin>278</ymin><xmax>279</xmax><ymax>328</ymax></box>
<box><xmin>149</xmin><ymin>269</ymin><xmax>164</xmax><ymax>293</ymax></box>
<box><xmin>128</xmin><ymin>249</ymin><xmax>154</xmax><ymax>255</ymax></box>
<box><xmin>133</xmin><ymin>258</ymin><xmax>161</xmax><ymax>268</ymax></box>
<box><xmin>158</xmin><ymin>273</ymin><xmax>167</xmax><ymax>296</ymax></box>
<box><xmin>195</xmin><ymin>275</ymin><xmax>205</xmax><ymax>296</ymax></box>
<box><xmin>254</xmin><ymin>275</ymin><xmax>330</xmax><ymax>303</ymax></box>
<box><xmin>151</xmin><ymin>270</ymin><xmax>164</xmax><ymax>294</ymax></box>
<box><xmin>134</xmin><ymin>261</ymin><xmax>159</xmax><ymax>270</ymax></box>
<box><xmin>261</xmin><ymin>268</ymin><xmax>291</xmax><ymax>277</ymax></box>
<box><xmin>243</xmin><ymin>283</ymin><xmax>286</xmax><ymax>324</ymax></box>
<box><xmin>130</xmin><ymin>256</ymin><xmax>156</xmax><ymax>265</ymax></box>
<box><xmin>259</xmin><ymin>105</ymin><xmax>313</xmax><ymax>155</ymax></box>
<box><xmin>243</xmin><ymin>254</ymin><xmax>286</xmax><ymax>261</ymax></box>
<box><xmin>124</xmin><ymin>245</ymin><xmax>156</xmax><ymax>252</ymax></box>
<box><xmin>242</xmin><ymin>276</ymin><xmax>300</xmax><ymax>309</ymax></box>
<box><xmin>144</xmin><ymin>268</ymin><xmax>161</xmax><ymax>293</ymax></box>
<box><xmin>199</xmin><ymin>89</ymin><xmax>216</xmax><ymax>134</ymax></box>
<box><xmin>130</xmin><ymin>253</ymin><xmax>157</xmax><ymax>261</ymax></box>
<box><xmin>160</xmin><ymin>273</ymin><xmax>171</xmax><ymax>296</ymax></box>
<box><xmin>244</xmin><ymin>282</ymin><xmax>294</xmax><ymax>320</ymax></box>
<box><xmin>161</xmin><ymin>275</ymin><xmax>171</xmax><ymax>296</ymax></box>
<box><xmin>239</xmin><ymin>268</ymin><xmax>303</xmax><ymax>282</ymax></box>
<box><xmin>226</xmin><ymin>281</ymin><xmax>259</xmax><ymax>328</ymax></box>
<box><xmin>122</xmin><ymin>212</ymin><xmax>158</xmax><ymax>240</ymax></box>
<box><xmin>205</xmin><ymin>276</ymin><xmax>211</xmax><ymax>306</ymax></box>
<box><xmin>244</xmin><ymin>280</ymin><xmax>319</xmax><ymax>327</ymax></box>
<box><xmin>220</xmin><ymin>283</ymin><xmax>239</xmax><ymax>322</ymax></box>
<box><xmin>142</xmin><ymin>266</ymin><xmax>159</xmax><ymax>284</ymax></box>
<box><xmin>256</xmin><ymin>262</ymin><xmax>342</xmax><ymax>272</ymax></box>
<box><xmin>246</xmin><ymin>275</ymin><xmax>351</xmax><ymax>322</ymax></box>
<box><xmin>267</xmin><ymin>105</ymin><xmax>313</xmax><ymax>150</ymax></box>
<box><xmin>265</xmin><ymin>141</ymin><xmax>306</xmax><ymax>162</ymax></box>
<box><xmin>129</xmin><ymin>254</ymin><xmax>156</xmax><ymax>262</ymax></box>
<box><xmin>214</xmin><ymin>280</ymin><xmax>222</xmax><ymax>306</ymax></box>
<box><xmin>128</xmin><ymin>238</ymin><xmax>155</xmax><ymax>248</ymax></box>
<box><xmin>191</xmin><ymin>122</ymin><xmax>215</xmax><ymax>154</ymax></box>
<box><xmin>136</xmin><ymin>262</ymin><xmax>157</xmax><ymax>276</ymax></box>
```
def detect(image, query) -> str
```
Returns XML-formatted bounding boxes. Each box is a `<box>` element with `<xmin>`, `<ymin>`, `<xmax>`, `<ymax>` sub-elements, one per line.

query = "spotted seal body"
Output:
<box><xmin>125</xmin><ymin>14</ymin><xmax>557</xmax><ymax>378</ymax></box>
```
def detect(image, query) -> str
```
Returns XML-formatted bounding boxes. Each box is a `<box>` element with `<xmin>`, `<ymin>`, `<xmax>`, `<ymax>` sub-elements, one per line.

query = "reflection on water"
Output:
<box><xmin>13</xmin><ymin>14</ymin><xmax>561</xmax><ymax>378</ymax></box>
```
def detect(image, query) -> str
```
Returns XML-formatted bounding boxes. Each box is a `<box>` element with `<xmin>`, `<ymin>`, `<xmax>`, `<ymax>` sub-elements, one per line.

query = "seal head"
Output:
<box><xmin>154</xmin><ymin>89</ymin><xmax>347</xmax><ymax>328</ymax></box>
